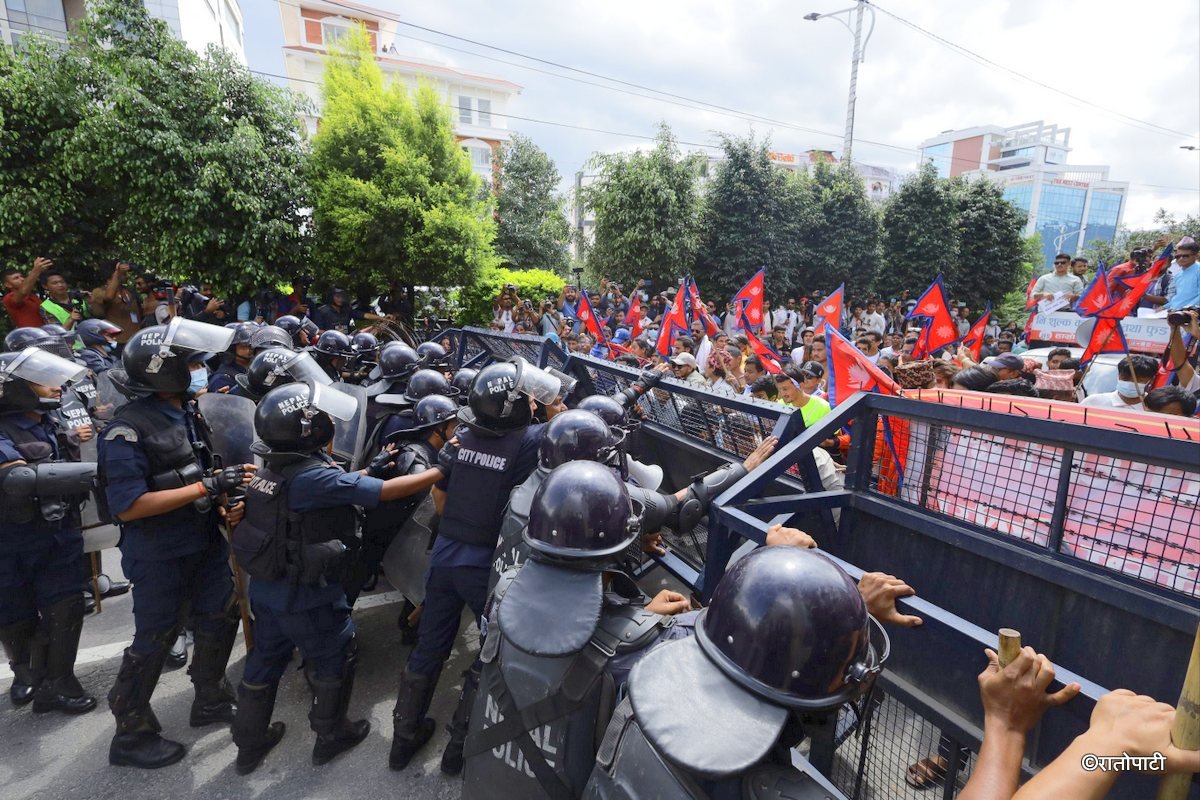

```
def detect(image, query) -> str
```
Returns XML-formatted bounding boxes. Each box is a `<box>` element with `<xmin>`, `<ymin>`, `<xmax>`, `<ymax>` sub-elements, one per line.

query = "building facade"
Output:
<box><xmin>919</xmin><ymin>121</ymin><xmax>1128</xmax><ymax>270</ymax></box>
<box><xmin>275</xmin><ymin>0</ymin><xmax>521</xmax><ymax>184</ymax></box>
<box><xmin>1</xmin><ymin>0</ymin><xmax>245</xmax><ymax>63</ymax></box>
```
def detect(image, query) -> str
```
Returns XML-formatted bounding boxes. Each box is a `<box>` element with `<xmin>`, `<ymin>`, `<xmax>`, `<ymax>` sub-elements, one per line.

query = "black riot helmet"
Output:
<box><xmin>0</xmin><ymin>348</ymin><xmax>87</xmax><ymax>412</ymax></box>
<box><xmin>410</xmin><ymin>393</ymin><xmax>459</xmax><ymax>434</ymax></box>
<box><xmin>249</xmin><ymin>325</ymin><xmax>293</xmax><ymax>353</ymax></box>
<box><xmin>122</xmin><ymin>318</ymin><xmax>234</xmax><ymax>395</ymax></box>
<box><xmin>416</xmin><ymin>341</ymin><xmax>449</xmax><ymax>368</ymax></box>
<box><xmin>5</xmin><ymin>326</ymin><xmax>71</xmax><ymax>359</ymax></box>
<box><xmin>402</xmin><ymin>368</ymin><xmax>454</xmax><ymax>404</ymax></box>
<box><xmin>695</xmin><ymin>546</ymin><xmax>889</xmax><ymax>712</ymax></box>
<box><xmin>230</xmin><ymin>322</ymin><xmax>256</xmax><ymax>348</ymax></box>
<box><xmin>235</xmin><ymin>347</ymin><xmax>331</xmax><ymax>401</ymax></box>
<box><xmin>576</xmin><ymin>394</ymin><xmax>627</xmax><ymax>428</ymax></box>
<box><xmin>450</xmin><ymin>367</ymin><xmax>477</xmax><ymax>402</ymax></box>
<box><xmin>525</xmin><ymin>461</ymin><xmax>640</xmax><ymax>560</ymax></box>
<box><xmin>76</xmin><ymin>318</ymin><xmax>122</xmax><ymax>348</ymax></box>
<box><xmin>538</xmin><ymin>409</ymin><xmax>618</xmax><ymax>469</ymax></box>
<box><xmin>377</xmin><ymin>342</ymin><xmax>420</xmax><ymax>381</ymax></box>
<box><xmin>459</xmin><ymin>357</ymin><xmax>560</xmax><ymax>436</ymax></box>
<box><xmin>41</xmin><ymin>323</ymin><xmax>80</xmax><ymax>356</ymax></box>
<box><xmin>314</xmin><ymin>330</ymin><xmax>354</xmax><ymax>358</ymax></box>
<box><xmin>351</xmin><ymin>331</ymin><xmax>379</xmax><ymax>361</ymax></box>
<box><xmin>253</xmin><ymin>381</ymin><xmax>358</xmax><ymax>454</ymax></box>
<box><xmin>274</xmin><ymin>314</ymin><xmax>304</xmax><ymax>344</ymax></box>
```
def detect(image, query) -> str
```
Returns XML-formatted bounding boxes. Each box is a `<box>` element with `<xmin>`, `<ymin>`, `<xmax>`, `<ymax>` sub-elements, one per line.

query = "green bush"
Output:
<box><xmin>458</xmin><ymin>266</ymin><xmax>565</xmax><ymax>326</ymax></box>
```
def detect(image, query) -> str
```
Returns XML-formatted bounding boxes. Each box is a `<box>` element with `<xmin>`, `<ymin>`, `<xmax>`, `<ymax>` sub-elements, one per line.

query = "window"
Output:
<box><xmin>222</xmin><ymin>0</ymin><xmax>241</xmax><ymax>46</ymax></box>
<box><xmin>458</xmin><ymin>95</ymin><xmax>473</xmax><ymax>125</ymax></box>
<box><xmin>465</xmin><ymin>145</ymin><xmax>492</xmax><ymax>173</ymax></box>
<box><xmin>923</xmin><ymin>142</ymin><xmax>952</xmax><ymax>178</ymax></box>
<box><xmin>322</xmin><ymin>19</ymin><xmax>350</xmax><ymax>46</ymax></box>
<box><xmin>476</xmin><ymin>98</ymin><xmax>492</xmax><ymax>127</ymax></box>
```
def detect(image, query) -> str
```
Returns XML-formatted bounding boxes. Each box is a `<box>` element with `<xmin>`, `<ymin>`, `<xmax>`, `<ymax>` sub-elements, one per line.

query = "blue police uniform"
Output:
<box><xmin>206</xmin><ymin>361</ymin><xmax>246</xmax><ymax>394</ymax></box>
<box><xmin>78</xmin><ymin>346</ymin><xmax>118</xmax><ymax>375</ymax></box>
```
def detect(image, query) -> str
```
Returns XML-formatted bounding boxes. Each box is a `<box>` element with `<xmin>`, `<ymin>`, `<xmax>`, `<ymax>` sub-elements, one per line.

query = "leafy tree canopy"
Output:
<box><xmin>494</xmin><ymin>133</ymin><xmax>570</xmax><ymax>273</ymax></box>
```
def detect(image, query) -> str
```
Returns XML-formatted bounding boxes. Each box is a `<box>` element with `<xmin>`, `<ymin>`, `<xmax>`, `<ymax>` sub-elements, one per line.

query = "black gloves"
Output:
<box><xmin>201</xmin><ymin>465</ymin><xmax>246</xmax><ymax>498</ymax></box>
<box><xmin>437</xmin><ymin>441</ymin><xmax>458</xmax><ymax>475</ymax></box>
<box><xmin>367</xmin><ymin>447</ymin><xmax>397</xmax><ymax>479</ymax></box>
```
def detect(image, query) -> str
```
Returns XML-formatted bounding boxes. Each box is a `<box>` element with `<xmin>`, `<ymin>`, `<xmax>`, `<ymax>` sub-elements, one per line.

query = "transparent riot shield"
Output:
<box><xmin>380</xmin><ymin>494</ymin><xmax>436</xmax><ymax>604</ymax></box>
<box><xmin>197</xmin><ymin>392</ymin><xmax>259</xmax><ymax>468</ymax></box>
<box><xmin>329</xmin><ymin>382</ymin><xmax>369</xmax><ymax>471</ymax></box>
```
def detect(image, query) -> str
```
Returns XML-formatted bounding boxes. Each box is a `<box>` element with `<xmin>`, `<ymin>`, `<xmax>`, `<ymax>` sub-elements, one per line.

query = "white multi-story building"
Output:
<box><xmin>1</xmin><ymin>0</ymin><xmax>245</xmax><ymax>63</ymax></box>
<box><xmin>275</xmin><ymin>0</ymin><xmax>521</xmax><ymax>184</ymax></box>
<box><xmin>919</xmin><ymin>121</ymin><xmax>1128</xmax><ymax>269</ymax></box>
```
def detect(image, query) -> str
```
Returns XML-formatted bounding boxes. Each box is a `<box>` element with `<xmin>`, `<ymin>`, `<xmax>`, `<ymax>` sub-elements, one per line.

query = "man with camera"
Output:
<box><xmin>1107</xmin><ymin>240</ymin><xmax>1169</xmax><ymax>308</ymax></box>
<box><xmin>89</xmin><ymin>262</ymin><xmax>144</xmax><ymax>344</ymax></box>
<box><xmin>38</xmin><ymin>270</ymin><xmax>87</xmax><ymax>330</ymax></box>
<box><xmin>3</xmin><ymin>257</ymin><xmax>54</xmax><ymax>329</ymax></box>
<box><xmin>1165</xmin><ymin>301</ymin><xmax>1200</xmax><ymax>396</ymax></box>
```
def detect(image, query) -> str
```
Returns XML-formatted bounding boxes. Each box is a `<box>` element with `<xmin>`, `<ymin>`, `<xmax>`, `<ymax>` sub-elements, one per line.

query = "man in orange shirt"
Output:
<box><xmin>2</xmin><ymin>257</ymin><xmax>53</xmax><ymax>328</ymax></box>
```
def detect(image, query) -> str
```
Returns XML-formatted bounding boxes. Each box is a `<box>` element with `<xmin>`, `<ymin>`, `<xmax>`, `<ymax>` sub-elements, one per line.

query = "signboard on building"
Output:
<box><xmin>1028</xmin><ymin>312</ymin><xmax>1169</xmax><ymax>353</ymax></box>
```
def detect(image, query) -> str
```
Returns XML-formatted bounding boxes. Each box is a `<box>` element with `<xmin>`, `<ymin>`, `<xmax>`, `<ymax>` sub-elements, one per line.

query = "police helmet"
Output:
<box><xmin>235</xmin><ymin>347</ymin><xmax>330</xmax><ymax>401</ymax></box>
<box><xmin>0</xmin><ymin>348</ymin><xmax>87</xmax><ymax>412</ymax></box>
<box><xmin>76</xmin><ymin>319</ymin><xmax>122</xmax><ymax>348</ymax></box>
<box><xmin>5</xmin><ymin>326</ymin><xmax>71</xmax><ymax>359</ymax></box>
<box><xmin>254</xmin><ymin>381</ymin><xmax>355</xmax><ymax>453</ymax></box>
<box><xmin>249</xmin><ymin>325</ymin><xmax>293</xmax><ymax>352</ymax></box>
<box><xmin>449</xmin><ymin>367</ymin><xmax>477</xmax><ymax>401</ymax></box>
<box><xmin>459</xmin><ymin>358</ymin><xmax>559</xmax><ymax>435</ymax></box>
<box><xmin>416</xmin><ymin>341</ymin><xmax>449</xmax><ymax>367</ymax></box>
<box><xmin>230</xmin><ymin>322</ymin><xmax>256</xmax><ymax>348</ymax></box>
<box><xmin>411</xmin><ymin>394</ymin><xmax>459</xmax><ymax>433</ymax></box>
<box><xmin>695</xmin><ymin>546</ymin><xmax>889</xmax><ymax>711</ymax></box>
<box><xmin>538</xmin><ymin>409</ymin><xmax>617</xmax><ymax>469</ymax></box>
<box><xmin>300</xmin><ymin>317</ymin><xmax>319</xmax><ymax>340</ymax></box>
<box><xmin>525</xmin><ymin>461</ymin><xmax>640</xmax><ymax>560</ymax></box>
<box><xmin>275</xmin><ymin>314</ymin><xmax>303</xmax><ymax>341</ymax></box>
<box><xmin>314</xmin><ymin>330</ymin><xmax>354</xmax><ymax>358</ymax></box>
<box><xmin>576</xmin><ymin>394</ymin><xmax>627</xmax><ymax>427</ymax></box>
<box><xmin>376</xmin><ymin>342</ymin><xmax>421</xmax><ymax>381</ymax></box>
<box><xmin>351</xmin><ymin>331</ymin><xmax>380</xmax><ymax>361</ymax></box>
<box><xmin>403</xmin><ymin>368</ymin><xmax>455</xmax><ymax>404</ymax></box>
<box><xmin>41</xmin><ymin>323</ymin><xmax>81</xmax><ymax>355</ymax></box>
<box><xmin>122</xmin><ymin>318</ymin><xmax>234</xmax><ymax>394</ymax></box>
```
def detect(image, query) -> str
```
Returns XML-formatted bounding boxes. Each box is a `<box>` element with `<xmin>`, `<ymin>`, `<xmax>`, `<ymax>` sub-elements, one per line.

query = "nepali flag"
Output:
<box><xmin>654</xmin><ymin>280</ymin><xmax>690</xmax><ymax>358</ymax></box>
<box><xmin>905</xmin><ymin>275</ymin><xmax>957</xmax><ymax>359</ymax></box>
<box><xmin>1096</xmin><ymin>244</ymin><xmax>1173</xmax><ymax>319</ymax></box>
<box><xmin>730</xmin><ymin>268</ymin><xmax>766</xmax><ymax>331</ymax></box>
<box><xmin>687</xmin><ymin>277</ymin><xmax>721</xmax><ymax>337</ymax></box>
<box><xmin>1079</xmin><ymin>317</ymin><xmax>1129</xmax><ymax>369</ymax></box>
<box><xmin>959</xmin><ymin>304</ymin><xmax>992</xmax><ymax>362</ymax></box>
<box><xmin>627</xmin><ymin>292</ymin><xmax>643</xmax><ymax>338</ymax></box>
<box><xmin>1073</xmin><ymin>261</ymin><xmax>1113</xmax><ymax>316</ymax></box>
<box><xmin>577</xmin><ymin>290</ymin><xmax>609</xmax><ymax>350</ymax></box>
<box><xmin>741</xmin><ymin>313</ymin><xmax>782</xmax><ymax>374</ymax></box>
<box><xmin>814</xmin><ymin>284</ymin><xmax>844</xmax><ymax>334</ymax></box>
<box><xmin>824</xmin><ymin>324</ymin><xmax>900</xmax><ymax>406</ymax></box>
<box><xmin>1025</xmin><ymin>275</ymin><xmax>1038</xmax><ymax>310</ymax></box>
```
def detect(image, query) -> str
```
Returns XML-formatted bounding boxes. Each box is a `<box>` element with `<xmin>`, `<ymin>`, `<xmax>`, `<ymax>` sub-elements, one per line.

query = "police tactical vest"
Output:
<box><xmin>439</xmin><ymin>426</ymin><xmax>528</xmax><ymax>550</ymax></box>
<box><xmin>0</xmin><ymin>415</ymin><xmax>81</xmax><ymax>528</ymax></box>
<box><xmin>462</xmin><ymin>560</ymin><xmax>671</xmax><ymax>800</ymax></box>
<box><xmin>233</xmin><ymin>457</ymin><xmax>358</xmax><ymax>584</ymax></box>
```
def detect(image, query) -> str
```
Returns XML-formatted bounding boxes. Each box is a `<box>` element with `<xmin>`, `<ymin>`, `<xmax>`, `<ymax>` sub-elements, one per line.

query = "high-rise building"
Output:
<box><xmin>276</xmin><ymin>0</ymin><xmax>521</xmax><ymax>185</ymax></box>
<box><xmin>919</xmin><ymin>121</ymin><xmax>1128</xmax><ymax>270</ymax></box>
<box><xmin>2</xmin><ymin>0</ymin><xmax>245</xmax><ymax>63</ymax></box>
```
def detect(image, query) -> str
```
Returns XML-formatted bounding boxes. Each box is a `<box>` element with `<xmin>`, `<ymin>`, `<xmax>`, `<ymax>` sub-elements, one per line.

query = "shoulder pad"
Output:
<box><xmin>394</xmin><ymin>448</ymin><xmax>418</xmax><ymax>475</ymax></box>
<box><xmin>598</xmin><ymin>602</ymin><xmax>672</xmax><ymax>654</ymax></box>
<box><xmin>104</xmin><ymin>424</ymin><xmax>139</xmax><ymax>443</ymax></box>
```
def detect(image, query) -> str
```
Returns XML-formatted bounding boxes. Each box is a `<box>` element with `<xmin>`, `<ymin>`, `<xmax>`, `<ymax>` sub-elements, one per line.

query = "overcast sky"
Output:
<box><xmin>244</xmin><ymin>0</ymin><xmax>1200</xmax><ymax>230</ymax></box>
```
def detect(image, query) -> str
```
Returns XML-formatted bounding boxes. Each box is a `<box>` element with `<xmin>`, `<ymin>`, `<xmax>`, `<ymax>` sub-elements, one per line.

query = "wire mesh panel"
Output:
<box><xmin>829</xmin><ymin>691</ymin><xmax>975</xmax><ymax>800</ymax></box>
<box><xmin>460</xmin><ymin>327</ymin><xmax>546</xmax><ymax>365</ymax></box>
<box><xmin>867</xmin><ymin>412</ymin><xmax>1199</xmax><ymax>598</ymax></box>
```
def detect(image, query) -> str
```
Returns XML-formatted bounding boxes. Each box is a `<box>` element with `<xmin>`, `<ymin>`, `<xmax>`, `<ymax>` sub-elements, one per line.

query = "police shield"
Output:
<box><xmin>329</xmin><ymin>382</ymin><xmax>369</xmax><ymax>470</ymax></box>
<box><xmin>380</xmin><ymin>494</ymin><xmax>436</xmax><ymax>603</ymax></box>
<box><xmin>77</xmin><ymin>436</ymin><xmax>120</xmax><ymax>553</ymax></box>
<box><xmin>197</xmin><ymin>391</ymin><xmax>259</xmax><ymax>467</ymax></box>
<box><xmin>92</xmin><ymin>369</ymin><xmax>132</xmax><ymax>422</ymax></box>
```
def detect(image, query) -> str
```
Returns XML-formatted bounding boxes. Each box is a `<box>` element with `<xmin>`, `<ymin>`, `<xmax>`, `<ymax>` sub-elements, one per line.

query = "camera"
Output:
<box><xmin>178</xmin><ymin>284</ymin><xmax>216</xmax><ymax>318</ymax></box>
<box><xmin>1166</xmin><ymin>307</ymin><xmax>1198</xmax><ymax>327</ymax></box>
<box><xmin>148</xmin><ymin>279</ymin><xmax>176</xmax><ymax>303</ymax></box>
<box><xmin>1130</xmin><ymin>248</ymin><xmax>1151</xmax><ymax>266</ymax></box>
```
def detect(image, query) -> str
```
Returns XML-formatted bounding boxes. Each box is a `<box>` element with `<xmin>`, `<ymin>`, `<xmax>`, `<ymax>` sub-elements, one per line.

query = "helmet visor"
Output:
<box><xmin>284</xmin><ymin>351</ymin><xmax>333</xmax><ymax>386</ymax></box>
<box><xmin>3</xmin><ymin>347</ymin><xmax>87</xmax><ymax>388</ymax></box>
<box><xmin>310</xmin><ymin>382</ymin><xmax>358</xmax><ymax>421</ymax></box>
<box><xmin>513</xmin><ymin>357</ymin><xmax>564</xmax><ymax>405</ymax></box>
<box><xmin>161</xmin><ymin>317</ymin><xmax>235</xmax><ymax>355</ymax></box>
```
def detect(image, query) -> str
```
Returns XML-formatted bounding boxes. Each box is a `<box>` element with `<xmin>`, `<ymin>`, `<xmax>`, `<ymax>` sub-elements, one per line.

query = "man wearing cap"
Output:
<box><xmin>669</xmin><ymin>353</ymin><xmax>707</xmax><ymax>387</ymax></box>
<box><xmin>1031</xmin><ymin>254</ymin><xmax>1084</xmax><ymax>303</ymax></box>
<box><xmin>986</xmin><ymin>353</ymin><xmax>1027</xmax><ymax>382</ymax></box>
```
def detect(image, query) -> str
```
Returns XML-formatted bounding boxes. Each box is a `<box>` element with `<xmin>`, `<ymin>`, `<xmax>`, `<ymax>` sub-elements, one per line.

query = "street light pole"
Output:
<box><xmin>804</xmin><ymin>1</ymin><xmax>875</xmax><ymax>164</ymax></box>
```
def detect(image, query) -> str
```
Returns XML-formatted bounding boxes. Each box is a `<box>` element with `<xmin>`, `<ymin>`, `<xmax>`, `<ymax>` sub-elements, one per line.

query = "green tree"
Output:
<box><xmin>1082</xmin><ymin>208</ymin><xmax>1199</xmax><ymax>267</ymax></box>
<box><xmin>950</xmin><ymin>177</ymin><xmax>1026</xmax><ymax>308</ymax></box>
<box><xmin>494</xmin><ymin>134</ymin><xmax>570</xmax><ymax>272</ymax></box>
<box><xmin>877</xmin><ymin>162</ymin><xmax>959</xmax><ymax>301</ymax></box>
<box><xmin>582</xmin><ymin>124</ymin><xmax>704</xmax><ymax>287</ymax></box>
<box><xmin>802</xmin><ymin>161</ymin><xmax>881</xmax><ymax>300</ymax></box>
<box><xmin>309</xmin><ymin>27</ymin><xmax>495</xmax><ymax>292</ymax></box>
<box><xmin>0</xmin><ymin>0</ymin><xmax>311</xmax><ymax>294</ymax></box>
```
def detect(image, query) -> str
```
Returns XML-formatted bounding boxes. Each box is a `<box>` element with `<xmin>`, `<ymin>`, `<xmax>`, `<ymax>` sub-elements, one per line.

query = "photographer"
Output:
<box><xmin>1165</xmin><ymin>304</ymin><xmax>1199</xmax><ymax>394</ymax></box>
<box><xmin>1107</xmin><ymin>241</ymin><xmax>1169</xmax><ymax>308</ymax></box>
<box><xmin>179</xmin><ymin>283</ymin><xmax>229</xmax><ymax>325</ymax></box>
<box><xmin>491</xmin><ymin>284</ymin><xmax>518</xmax><ymax>333</ymax></box>
<box><xmin>537</xmin><ymin>296</ymin><xmax>562</xmax><ymax>338</ymax></box>
<box><xmin>3</xmin><ymin>257</ymin><xmax>54</xmax><ymax>328</ymax></box>
<box><xmin>38</xmin><ymin>270</ymin><xmax>87</xmax><ymax>330</ymax></box>
<box><xmin>557</xmin><ymin>284</ymin><xmax>579</xmax><ymax>333</ymax></box>
<box><xmin>89</xmin><ymin>262</ymin><xmax>143</xmax><ymax>344</ymax></box>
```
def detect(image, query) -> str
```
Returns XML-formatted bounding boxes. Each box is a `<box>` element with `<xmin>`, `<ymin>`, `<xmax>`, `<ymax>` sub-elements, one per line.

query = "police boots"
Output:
<box><xmin>187</xmin><ymin>609</ymin><xmax>239</xmax><ymax>727</ymax></box>
<box><xmin>440</xmin><ymin>662</ymin><xmax>481</xmax><ymax>775</ymax></box>
<box><xmin>31</xmin><ymin>595</ymin><xmax>96</xmax><ymax>714</ymax></box>
<box><xmin>389</xmin><ymin>669</ymin><xmax>438</xmax><ymax>771</ymax></box>
<box><xmin>309</xmin><ymin>645</ymin><xmax>370</xmax><ymax>766</ymax></box>
<box><xmin>231</xmin><ymin>681</ymin><xmax>286</xmax><ymax>775</ymax></box>
<box><xmin>0</xmin><ymin>617</ymin><xmax>43</xmax><ymax>706</ymax></box>
<box><xmin>108</xmin><ymin>646</ymin><xmax>186</xmax><ymax>769</ymax></box>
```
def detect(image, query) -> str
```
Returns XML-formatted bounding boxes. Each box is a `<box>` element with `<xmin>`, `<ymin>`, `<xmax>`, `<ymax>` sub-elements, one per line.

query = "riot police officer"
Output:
<box><xmin>582</xmin><ymin>546</ymin><xmax>890</xmax><ymax>799</ymax></box>
<box><xmin>450</xmin><ymin>368</ymin><xmax>477</xmax><ymax>403</ymax></box>
<box><xmin>231</xmin><ymin>347</ymin><xmax>330</xmax><ymax>402</ymax></box>
<box><xmin>347</xmin><ymin>331</ymin><xmax>380</xmax><ymax>384</ymax></box>
<box><xmin>98</xmin><ymin>318</ymin><xmax>255</xmax><ymax>769</ymax></box>
<box><xmin>460</xmin><ymin>461</ymin><xmax>692</xmax><ymax>797</ymax></box>
<box><xmin>206</xmin><ymin>322</ymin><xmax>256</xmax><ymax>394</ymax></box>
<box><xmin>389</xmin><ymin>357</ymin><xmax>559</xmax><ymax>771</ymax></box>
<box><xmin>312</xmin><ymin>330</ymin><xmax>353</xmax><ymax>383</ymax></box>
<box><xmin>76</xmin><ymin>319</ymin><xmax>123</xmax><ymax>374</ymax></box>
<box><xmin>273</xmin><ymin>315</ymin><xmax>308</xmax><ymax>348</ymax></box>
<box><xmin>415</xmin><ymin>341</ymin><xmax>451</xmax><ymax>372</ymax></box>
<box><xmin>229</xmin><ymin>381</ymin><xmax>446</xmax><ymax>774</ymax></box>
<box><xmin>0</xmin><ymin>348</ymin><xmax>98</xmax><ymax>715</ymax></box>
<box><xmin>366</xmin><ymin>341</ymin><xmax>420</xmax><ymax>399</ymax></box>
<box><xmin>248</xmin><ymin>324</ymin><xmax>294</xmax><ymax>354</ymax></box>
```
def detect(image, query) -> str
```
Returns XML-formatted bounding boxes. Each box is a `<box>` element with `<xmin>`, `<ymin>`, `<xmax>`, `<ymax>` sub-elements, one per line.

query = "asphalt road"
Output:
<box><xmin>0</xmin><ymin>552</ymin><xmax>474</xmax><ymax>800</ymax></box>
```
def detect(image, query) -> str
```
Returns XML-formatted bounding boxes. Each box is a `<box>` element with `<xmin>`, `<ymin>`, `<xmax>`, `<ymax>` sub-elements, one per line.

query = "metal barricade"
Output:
<box><xmin>453</xmin><ymin>326</ymin><xmax>569</xmax><ymax>370</ymax></box>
